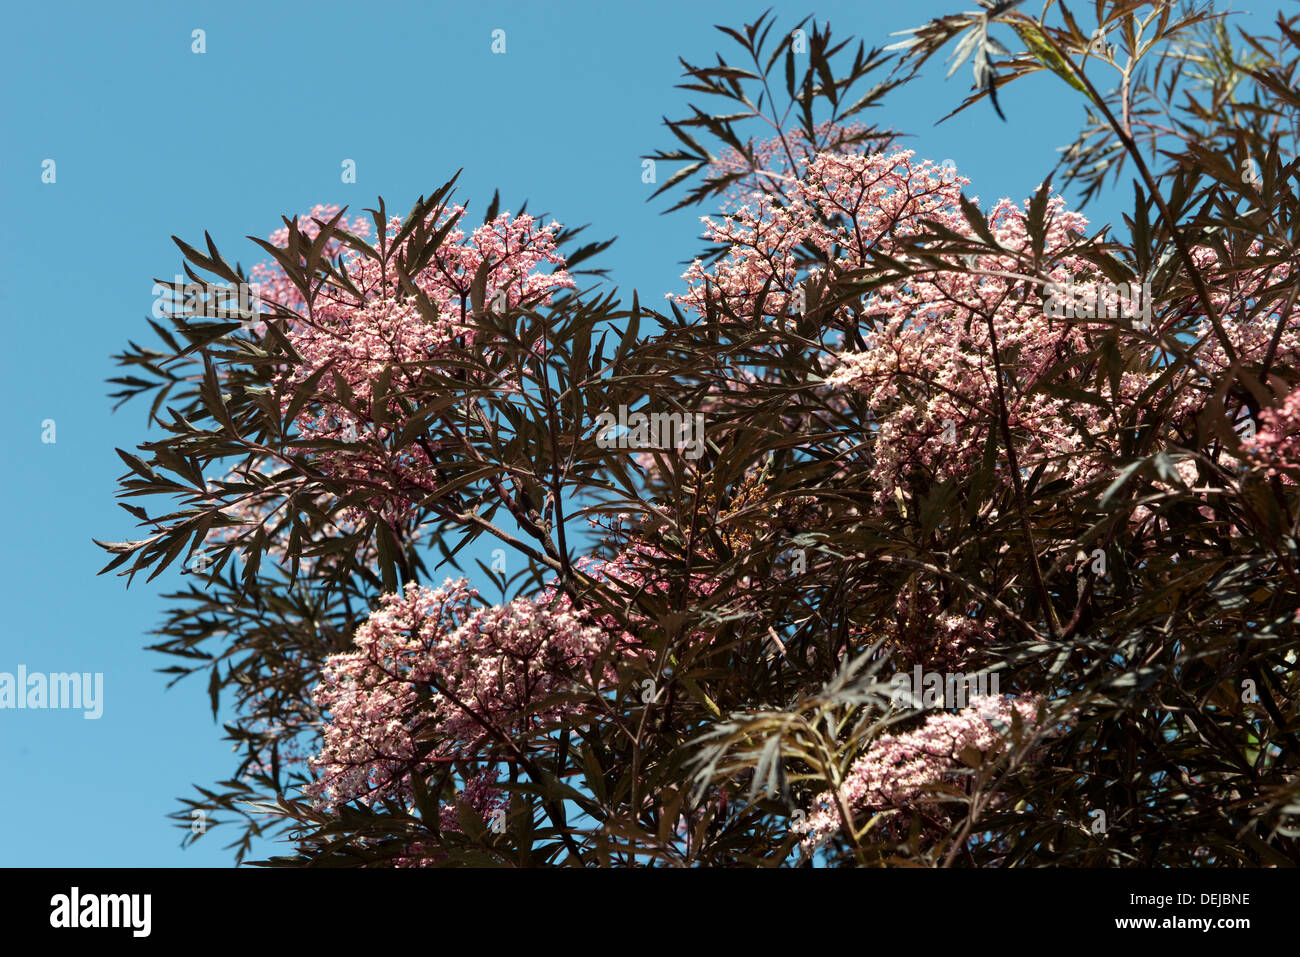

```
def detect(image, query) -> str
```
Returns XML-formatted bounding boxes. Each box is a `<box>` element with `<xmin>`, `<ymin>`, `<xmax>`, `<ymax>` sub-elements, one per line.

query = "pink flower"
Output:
<box><xmin>1246</xmin><ymin>387</ymin><xmax>1300</xmax><ymax>477</ymax></box>
<box><xmin>673</xmin><ymin>149</ymin><xmax>1159</xmax><ymax>509</ymax></box>
<box><xmin>305</xmin><ymin>579</ymin><xmax>608</xmax><ymax>813</ymax></box>
<box><xmin>254</xmin><ymin>206</ymin><xmax>575</xmax><ymax>523</ymax></box>
<box><xmin>795</xmin><ymin>694</ymin><xmax>1042</xmax><ymax>850</ymax></box>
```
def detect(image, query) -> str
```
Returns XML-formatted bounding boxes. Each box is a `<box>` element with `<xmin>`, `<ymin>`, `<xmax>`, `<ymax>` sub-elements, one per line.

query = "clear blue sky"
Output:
<box><xmin>0</xmin><ymin>0</ymin><xmax>1282</xmax><ymax>866</ymax></box>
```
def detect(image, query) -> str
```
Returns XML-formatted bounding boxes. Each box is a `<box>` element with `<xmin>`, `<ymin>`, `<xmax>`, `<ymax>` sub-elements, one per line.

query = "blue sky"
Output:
<box><xmin>0</xmin><ymin>0</ymin><xmax>1283</xmax><ymax>866</ymax></box>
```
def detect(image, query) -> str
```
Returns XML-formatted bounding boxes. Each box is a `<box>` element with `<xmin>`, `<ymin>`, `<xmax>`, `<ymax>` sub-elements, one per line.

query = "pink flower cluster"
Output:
<box><xmin>888</xmin><ymin>589</ymin><xmax>995</xmax><ymax>670</ymax></box>
<box><xmin>305</xmin><ymin>578</ymin><xmax>607</xmax><ymax>815</ymax></box>
<box><xmin>249</xmin><ymin>204</ymin><xmax>374</xmax><ymax>318</ymax></box>
<box><xmin>674</xmin><ymin>149</ymin><xmax>1159</xmax><ymax>507</ymax></box>
<box><xmin>1186</xmin><ymin>246</ymin><xmax>1296</xmax><ymax>374</ymax></box>
<box><xmin>255</xmin><ymin>205</ymin><xmax>574</xmax><ymax>521</ymax></box>
<box><xmin>794</xmin><ymin>694</ymin><xmax>1042</xmax><ymax>850</ymax></box>
<box><xmin>1247</xmin><ymin>386</ymin><xmax>1300</xmax><ymax>477</ymax></box>
<box><xmin>705</xmin><ymin>119</ymin><xmax>879</xmax><ymax>211</ymax></box>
